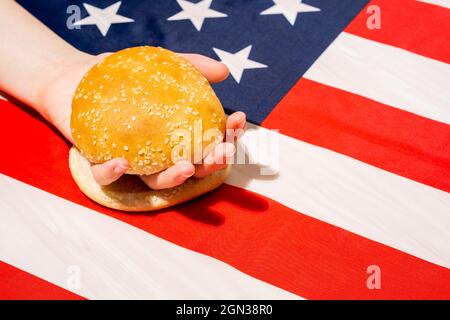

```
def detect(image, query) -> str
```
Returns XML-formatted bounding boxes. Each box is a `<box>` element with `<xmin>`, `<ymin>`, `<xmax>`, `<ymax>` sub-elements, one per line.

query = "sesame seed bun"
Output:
<box><xmin>71</xmin><ymin>46</ymin><xmax>226</xmax><ymax>175</ymax></box>
<box><xmin>69</xmin><ymin>46</ymin><xmax>230</xmax><ymax>211</ymax></box>
<box><xmin>69</xmin><ymin>147</ymin><xmax>230</xmax><ymax>211</ymax></box>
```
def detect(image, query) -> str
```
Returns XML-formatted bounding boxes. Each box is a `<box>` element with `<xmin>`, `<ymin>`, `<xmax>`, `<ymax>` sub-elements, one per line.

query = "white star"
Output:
<box><xmin>167</xmin><ymin>0</ymin><xmax>227</xmax><ymax>31</ymax></box>
<box><xmin>73</xmin><ymin>1</ymin><xmax>134</xmax><ymax>36</ymax></box>
<box><xmin>213</xmin><ymin>46</ymin><xmax>268</xmax><ymax>83</ymax></box>
<box><xmin>260</xmin><ymin>0</ymin><xmax>320</xmax><ymax>25</ymax></box>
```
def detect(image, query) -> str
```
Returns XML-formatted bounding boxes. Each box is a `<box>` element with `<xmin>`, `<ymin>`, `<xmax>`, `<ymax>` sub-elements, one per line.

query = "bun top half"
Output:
<box><xmin>71</xmin><ymin>46</ymin><xmax>226</xmax><ymax>175</ymax></box>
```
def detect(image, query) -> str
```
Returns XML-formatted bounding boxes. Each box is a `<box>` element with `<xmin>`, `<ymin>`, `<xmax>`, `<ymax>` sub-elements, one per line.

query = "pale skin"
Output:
<box><xmin>0</xmin><ymin>1</ymin><xmax>246</xmax><ymax>190</ymax></box>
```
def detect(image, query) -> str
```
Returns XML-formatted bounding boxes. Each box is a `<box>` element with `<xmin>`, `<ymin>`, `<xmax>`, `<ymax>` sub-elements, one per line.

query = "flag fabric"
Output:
<box><xmin>0</xmin><ymin>0</ymin><xmax>449</xmax><ymax>299</ymax></box>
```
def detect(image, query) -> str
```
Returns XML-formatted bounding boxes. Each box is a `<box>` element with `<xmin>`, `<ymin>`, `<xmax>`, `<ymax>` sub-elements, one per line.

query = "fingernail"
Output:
<box><xmin>225</xmin><ymin>149</ymin><xmax>235</xmax><ymax>157</ymax></box>
<box><xmin>203</xmin><ymin>154</ymin><xmax>215</xmax><ymax>165</ymax></box>
<box><xmin>223</xmin><ymin>144</ymin><xmax>236</xmax><ymax>157</ymax></box>
<box><xmin>180</xmin><ymin>164</ymin><xmax>194</xmax><ymax>177</ymax></box>
<box><xmin>234</xmin><ymin>112</ymin><xmax>245</xmax><ymax>121</ymax></box>
<box><xmin>114</xmin><ymin>164</ymin><xmax>127</xmax><ymax>174</ymax></box>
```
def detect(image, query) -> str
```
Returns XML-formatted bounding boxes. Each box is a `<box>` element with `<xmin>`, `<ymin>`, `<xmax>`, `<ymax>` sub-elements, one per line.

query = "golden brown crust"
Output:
<box><xmin>71</xmin><ymin>46</ymin><xmax>226</xmax><ymax>175</ymax></box>
<box><xmin>69</xmin><ymin>147</ymin><xmax>230</xmax><ymax>211</ymax></box>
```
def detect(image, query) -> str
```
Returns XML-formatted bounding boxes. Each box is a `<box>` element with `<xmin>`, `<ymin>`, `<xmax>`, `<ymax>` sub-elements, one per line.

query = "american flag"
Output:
<box><xmin>0</xmin><ymin>0</ymin><xmax>449</xmax><ymax>299</ymax></box>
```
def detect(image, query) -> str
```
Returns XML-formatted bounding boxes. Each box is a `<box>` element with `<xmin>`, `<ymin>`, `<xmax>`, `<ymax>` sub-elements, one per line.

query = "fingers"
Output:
<box><xmin>226</xmin><ymin>111</ymin><xmax>246</xmax><ymax>141</ymax></box>
<box><xmin>140</xmin><ymin>142</ymin><xmax>237</xmax><ymax>188</ymax></box>
<box><xmin>180</xmin><ymin>53</ymin><xmax>229</xmax><ymax>83</ymax></box>
<box><xmin>91</xmin><ymin>158</ymin><xmax>128</xmax><ymax>186</ymax></box>
<box><xmin>227</xmin><ymin>111</ymin><xmax>246</xmax><ymax>130</ymax></box>
<box><xmin>140</xmin><ymin>162</ymin><xmax>195</xmax><ymax>190</ymax></box>
<box><xmin>194</xmin><ymin>112</ymin><xmax>244</xmax><ymax>178</ymax></box>
<box><xmin>194</xmin><ymin>142</ymin><xmax>235</xmax><ymax>178</ymax></box>
<box><xmin>90</xmin><ymin>111</ymin><xmax>246</xmax><ymax>188</ymax></box>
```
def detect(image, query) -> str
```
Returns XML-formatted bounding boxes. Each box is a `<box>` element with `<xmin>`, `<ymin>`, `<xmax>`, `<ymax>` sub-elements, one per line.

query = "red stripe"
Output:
<box><xmin>0</xmin><ymin>260</ymin><xmax>84</xmax><ymax>300</ymax></box>
<box><xmin>0</xmin><ymin>100</ymin><xmax>449</xmax><ymax>299</ymax></box>
<box><xmin>263</xmin><ymin>78</ymin><xmax>450</xmax><ymax>193</ymax></box>
<box><xmin>345</xmin><ymin>0</ymin><xmax>450</xmax><ymax>64</ymax></box>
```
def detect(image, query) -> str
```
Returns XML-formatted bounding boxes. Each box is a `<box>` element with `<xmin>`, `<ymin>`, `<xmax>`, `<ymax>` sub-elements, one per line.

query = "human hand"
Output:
<box><xmin>39</xmin><ymin>51</ymin><xmax>246</xmax><ymax>190</ymax></box>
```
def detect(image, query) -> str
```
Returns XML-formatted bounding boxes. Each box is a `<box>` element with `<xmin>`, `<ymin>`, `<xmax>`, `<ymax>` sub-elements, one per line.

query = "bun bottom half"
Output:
<box><xmin>69</xmin><ymin>147</ymin><xmax>230</xmax><ymax>211</ymax></box>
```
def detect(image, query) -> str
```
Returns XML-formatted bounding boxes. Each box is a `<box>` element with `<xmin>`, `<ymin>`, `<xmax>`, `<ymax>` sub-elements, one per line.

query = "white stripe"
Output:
<box><xmin>0</xmin><ymin>174</ymin><xmax>299</xmax><ymax>300</ymax></box>
<box><xmin>417</xmin><ymin>0</ymin><xmax>450</xmax><ymax>9</ymax></box>
<box><xmin>226</xmin><ymin>124</ymin><xmax>450</xmax><ymax>268</ymax></box>
<box><xmin>304</xmin><ymin>32</ymin><xmax>450</xmax><ymax>124</ymax></box>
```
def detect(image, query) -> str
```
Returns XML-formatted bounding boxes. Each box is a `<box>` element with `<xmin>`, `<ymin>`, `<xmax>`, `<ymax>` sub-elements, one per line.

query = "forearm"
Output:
<box><xmin>0</xmin><ymin>1</ymin><xmax>87</xmax><ymax>116</ymax></box>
